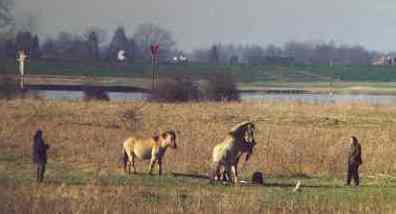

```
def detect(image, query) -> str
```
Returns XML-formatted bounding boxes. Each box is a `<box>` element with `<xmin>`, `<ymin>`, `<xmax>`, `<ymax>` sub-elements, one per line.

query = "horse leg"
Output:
<box><xmin>127</xmin><ymin>153</ymin><xmax>132</xmax><ymax>175</ymax></box>
<box><xmin>209</xmin><ymin>163</ymin><xmax>220</xmax><ymax>183</ymax></box>
<box><xmin>220</xmin><ymin>166</ymin><xmax>228</xmax><ymax>181</ymax></box>
<box><xmin>158</xmin><ymin>158</ymin><xmax>163</xmax><ymax>175</ymax></box>
<box><xmin>231</xmin><ymin>165</ymin><xmax>239</xmax><ymax>184</ymax></box>
<box><xmin>123</xmin><ymin>149</ymin><xmax>128</xmax><ymax>174</ymax></box>
<box><xmin>35</xmin><ymin>164</ymin><xmax>40</xmax><ymax>182</ymax></box>
<box><xmin>128</xmin><ymin>161</ymin><xmax>131</xmax><ymax>175</ymax></box>
<box><xmin>132</xmin><ymin>153</ymin><xmax>136</xmax><ymax>174</ymax></box>
<box><xmin>148</xmin><ymin>158</ymin><xmax>157</xmax><ymax>175</ymax></box>
<box><xmin>223</xmin><ymin>166</ymin><xmax>232</xmax><ymax>182</ymax></box>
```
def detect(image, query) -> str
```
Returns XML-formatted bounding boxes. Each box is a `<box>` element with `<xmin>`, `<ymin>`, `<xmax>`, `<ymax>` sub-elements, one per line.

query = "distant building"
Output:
<box><xmin>172</xmin><ymin>55</ymin><xmax>188</xmax><ymax>63</ymax></box>
<box><xmin>372</xmin><ymin>55</ymin><xmax>396</xmax><ymax>66</ymax></box>
<box><xmin>117</xmin><ymin>50</ymin><xmax>127</xmax><ymax>61</ymax></box>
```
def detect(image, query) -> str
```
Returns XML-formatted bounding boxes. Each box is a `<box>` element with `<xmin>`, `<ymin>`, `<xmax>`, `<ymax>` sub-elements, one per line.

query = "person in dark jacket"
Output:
<box><xmin>346</xmin><ymin>136</ymin><xmax>362</xmax><ymax>186</ymax></box>
<box><xmin>33</xmin><ymin>129</ymin><xmax>50</xmax><ymax>183</ymax></box>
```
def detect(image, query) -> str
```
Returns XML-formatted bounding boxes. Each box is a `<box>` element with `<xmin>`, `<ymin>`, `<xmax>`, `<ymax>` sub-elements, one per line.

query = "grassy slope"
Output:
<box><xmin>5</xmin><ymin>60</ymin><xmax>396</xmax><ymax>94</ymax></box>
<box><xmin>1</xmin><ymin>100</ymin><xmax>396</xmax><ymax>213</ymax></box>
<box><xmin>2</xmin><ymin>59</ymin><xmax>396</xmax><ymax>82</ymax></box>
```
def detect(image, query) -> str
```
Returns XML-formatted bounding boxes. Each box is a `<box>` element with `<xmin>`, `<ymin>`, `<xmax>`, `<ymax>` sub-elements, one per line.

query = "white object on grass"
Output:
<box><xmin>293</xmin><ymin>180</ymin><xmax>301</xmax><ymax>192</ymax></box>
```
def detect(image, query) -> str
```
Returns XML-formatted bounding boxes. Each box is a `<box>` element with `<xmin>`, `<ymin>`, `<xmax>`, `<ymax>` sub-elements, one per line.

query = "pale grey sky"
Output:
<box><xmin>13</xmin><ymin>0</ymin><xmax>396</xmax><ymax>51</ymax></box>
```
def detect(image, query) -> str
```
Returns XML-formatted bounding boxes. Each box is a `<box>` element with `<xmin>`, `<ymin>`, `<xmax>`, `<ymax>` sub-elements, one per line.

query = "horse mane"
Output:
<box><xmin>153</xmin><ymin>135</ymin><xmax>160</xmax><ymax>142</ymax></box>
<box><xmin>163</xmin><ymin>130</ymin><xmax>176</xmax><ymax>139</ymax></box>
<box><xmin>229</xmin><ymin>121</ymin><xmax>254</xmax><ymax>137</ymax></box>
<box><xmin>153</xmin><ymin>129</ymin><xmax>176</xmax><ymax>141</ymax></box>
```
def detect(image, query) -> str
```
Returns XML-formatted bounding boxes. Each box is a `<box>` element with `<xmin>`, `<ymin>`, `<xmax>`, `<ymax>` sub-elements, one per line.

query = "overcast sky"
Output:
<box><xmin>13</xmin><ymin>0</ymin><xmax>396</xmax><ymax>52</ymax></box>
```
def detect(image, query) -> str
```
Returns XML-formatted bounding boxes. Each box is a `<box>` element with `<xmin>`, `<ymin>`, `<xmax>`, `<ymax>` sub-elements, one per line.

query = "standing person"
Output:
<box><xmin>33</xmin><ymin>129</ymin><xmax>50</xmax><ymax>183</ymax></box>
<box><xmin>346</xmin><ymin>136</ymin><xmax>362</xmax><ymax>186</ymax></box>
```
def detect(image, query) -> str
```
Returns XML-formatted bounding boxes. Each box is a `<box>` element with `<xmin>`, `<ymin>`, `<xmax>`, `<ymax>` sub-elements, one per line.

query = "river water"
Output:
<box><xmin>36</xmin><ymin>90</ymin><xmax>396</xmax><ymax>105</ymax></box>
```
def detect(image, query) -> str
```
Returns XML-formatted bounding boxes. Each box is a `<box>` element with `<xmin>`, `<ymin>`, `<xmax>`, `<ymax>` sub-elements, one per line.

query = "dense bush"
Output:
<box><xmin>148</xmin><ymin>76</ymin><xmax>201</xmax><ymax>102</ymax></box>
<box><xmin>201</xmin><ymin>72</ymin><xmax>240</xmax><ymax>101</ymax></box>
<box><xmin>148</xmin><ymin>71</ymin><xmax>239</xmax><ymax>102</ymax></box>
<box><xmin>83</xmin><ymin>85</ymin><xmax>110</xmax><ymax>101</ymax></box>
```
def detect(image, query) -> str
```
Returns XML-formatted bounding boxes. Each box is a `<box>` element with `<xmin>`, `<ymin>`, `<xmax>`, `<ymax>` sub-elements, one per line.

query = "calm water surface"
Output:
<box><xmin>37</xmin><ymin>90</ymin><xmax>396</xmax><ymax>105</ymax></box>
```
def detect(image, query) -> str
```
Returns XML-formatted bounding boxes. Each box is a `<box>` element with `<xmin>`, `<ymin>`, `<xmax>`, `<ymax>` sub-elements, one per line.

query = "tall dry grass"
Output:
<box><xmin>1</xmin><ymin>99</ymin><xmax>396</xmax><ymax>213</ymax></box>
<box><xmin>2</xmin><ymin>100</ymin><xmax>394</xmax><ymax>177</ymax></box>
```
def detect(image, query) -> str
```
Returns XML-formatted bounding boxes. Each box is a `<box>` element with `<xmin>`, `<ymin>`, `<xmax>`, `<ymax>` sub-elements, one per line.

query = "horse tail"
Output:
<box><xmin>208</xmin><ymin>162</ymin><xmax>220</xmax><ymax>183</ymax></box>
<box><xmin>122</xmin><ymin>146</ymin><xmax>128</xmax><ymax>172</ymax></box>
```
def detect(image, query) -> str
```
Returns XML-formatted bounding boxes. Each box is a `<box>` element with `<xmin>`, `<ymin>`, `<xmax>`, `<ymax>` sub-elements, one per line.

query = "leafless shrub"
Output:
<box><xmin>148</xmin><ymin>72</ymin><xmax>239</xmax><ymax>102</ymax></box>
<box><xmin>0</xmin><ymin>76</ymin><xmax>20</xmax><ymax>100</ymax></box>
<box><xmin>148</xmin><ymin>76</ymin><xmax>201</xmax><ymax>102</ymax></box>
<box><xmin>83</xmin><ymin>85</ymin><xmax>110</xmax><ymax>101</ymax></box>
<box><xmin>200</xmin><ymin>72</ymin><xmax>240</xmax><ymax>101</ymax></box>
<box><xmin>120</xmin><ymin>103</ymin><xmax>146</xmax><ymax>131</ymax></box>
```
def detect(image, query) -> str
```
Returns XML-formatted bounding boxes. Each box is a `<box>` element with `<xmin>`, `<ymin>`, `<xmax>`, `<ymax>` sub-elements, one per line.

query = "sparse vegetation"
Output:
<box><xmin>149</xmin><ymin>72</ymin><xmax>239</xmax><ymax>102</ymax></box>
<box><xmin>1</xmin><ymin>100</ymin><xmax>396</xmax><ymax>213</ymax></box>
<box><xmin>119</xmin><ymin>103</ymin><xmax>146</xmax><ymax>131</ymax></box>
<box><xmin>201</xmin><ymin>72</ymin><xmax>240</xmax><ymax>101</ymax></box>
<box><xmin>0</xmin><ymin>75</ymin><xmax>42</xmax><ymax>100</ymax></box>
<box><xmin>148</xmin><ymin>76</ymin><xmax>201</xmax><ymax>102</ymax></box>
<box><xmin>82</xmin><ymin>85</ymin><xmax>110</xmax><ymax>101</ymax></box>
<box><xmin>0</xmin><ymin>76</ymin><xmax>19</xmax><ymax>99</ymax></box>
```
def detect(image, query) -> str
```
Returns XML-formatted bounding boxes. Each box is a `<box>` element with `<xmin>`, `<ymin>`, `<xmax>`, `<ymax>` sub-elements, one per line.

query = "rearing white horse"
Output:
<box><xmin>209</xmin><ymin>121</ymin><xmax>256</xmax><ymax>183</ymax></box>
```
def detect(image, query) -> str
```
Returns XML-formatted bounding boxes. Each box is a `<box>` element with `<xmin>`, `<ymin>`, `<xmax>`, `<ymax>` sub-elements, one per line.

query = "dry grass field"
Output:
<box><xmin>1</xmin><ymin>99</ymin><xmax>396</xmax><ymax>213</ymax></box>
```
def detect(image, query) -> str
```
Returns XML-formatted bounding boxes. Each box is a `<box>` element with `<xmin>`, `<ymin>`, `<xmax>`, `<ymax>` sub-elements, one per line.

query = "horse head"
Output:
<box><xmin>229</xmin><ymin>121</ymin><xmax>256</xmax><ymax>144</ymax></box>
<box><xmin>162</xmin><ymin>129</ymin><xmax>177</xmax><ymax>149</ymax></box>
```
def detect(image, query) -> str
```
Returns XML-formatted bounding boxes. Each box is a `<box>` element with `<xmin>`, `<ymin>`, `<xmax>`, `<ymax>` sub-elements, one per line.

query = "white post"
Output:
<box><xmin>17</xmin><ymin>50</ymin><xmax>27</xmax><ymax>90</ymax></box>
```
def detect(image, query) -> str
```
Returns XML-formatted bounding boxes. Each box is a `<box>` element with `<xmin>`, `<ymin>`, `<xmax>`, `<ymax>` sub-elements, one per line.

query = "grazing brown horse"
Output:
<box><xmin>209</xmin><ymin>121</ymin><xmax>256</xmax><ymax>183</ymax></box>
<box><xmin>122</xmin><ymin>130</ymin><xmax>177</xmax><ymax>175</ymax></box>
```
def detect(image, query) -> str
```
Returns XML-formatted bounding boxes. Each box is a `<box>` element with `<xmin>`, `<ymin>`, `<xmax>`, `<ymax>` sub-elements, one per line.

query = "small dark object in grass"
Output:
<box><xmin>251</xmin><ymin>171</ymin><xmax>264</xmax><ymax>185</ymax></box>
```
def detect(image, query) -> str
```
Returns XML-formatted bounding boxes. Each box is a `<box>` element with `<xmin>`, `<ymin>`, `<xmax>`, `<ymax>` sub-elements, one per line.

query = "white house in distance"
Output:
<box><xmin>117</xmin><ymin>50</ymin><xmax>127</xmax><ymax>62</ymax></box>
<box><xmin>172</xmin><ymin>55</ymin><xmax>188</xmax><ymax>63</ymax></box>
<box><xmin>372</xmin><ymin>54</ymin><xmax>396</xmax><ymax>66</ymax></box>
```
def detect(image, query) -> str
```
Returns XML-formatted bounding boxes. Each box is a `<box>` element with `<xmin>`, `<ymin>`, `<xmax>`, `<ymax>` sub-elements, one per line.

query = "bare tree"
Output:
<box><xmin>0</xmin><ymin>0</ymin><xmax>13</xmax><ymax>30</ymax></box>
<box><xmin>44</xmin><ymin>31</ymin><xmax>90</xmax><ymax>60</ymax></box>
<box><xmin>83</xmin><ymin>26</ymin><xmax>106</xmax><ymax>45</ymax></box>
<box><xmin>31</xmin><ymin>35</ymin><xmax>41</xmax><ymax>58</ymax></box>
<box><xmin>209</xmin><ymin>45</ymin><xmax>219</xmax><ymax>64</ymax></box>
<box><xmin>284</xmin><ymin>41</ymin><xmax>315</xmax><ymax>64</ymax></box>
<box><xmin>133</xmin><ymin>23</ymin><xmax>175</xmax><ymax>61</ymax></box>
<box><xmin>15</xmin><ymin>31</ymin><xmax>33</xmax><ymax>52</ymax></box>
<box><xmin>242</xmin><ymin>45</ymin><xmax>265</xmax><ymax>65</ymax></box>
<box><xmin>128</xmin><ymin>38</ymin><xmax>137</xmax><ymax>62</ymax></box>
<box><xmin>83</xmin><ymin>27</ymin><xmax>106</xmax><ymax>60</ymax></box>
<box><xmin>312</xmin><ymin>42</ymin><xmax>336</xmax><ymax>65</ymax></box>
<box><xmin>192</xmin><ymin>47</ymin><xmax>210</xmax><ymax>63</ymax></box>
<box><xmin>86</xmin><ymin>31</ymin><xmax>98</xmax><ymax>60</ymax></box>
<box><xmin>265</xmin><ymin>44</ymin><xmax>283</xmax><ymax>57</ymax></box>
<box><xmin>41</xmin><ymin>38</ymin><xmax>56</xmax><ymax>57</ymax></box>
<box><xmin>14</xmin><ymin>13</ymin><xmax>40</xmax><ymax>34</ymax></box>
<box><xmin>108</xmin><ymin>26</ymin><xmax>128</xmax><ymax>61</ymax></box>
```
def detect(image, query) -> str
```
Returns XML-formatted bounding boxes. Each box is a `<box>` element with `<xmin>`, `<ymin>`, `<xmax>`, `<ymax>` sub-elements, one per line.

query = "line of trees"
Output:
<box><xmin>0</xmin><ymin>23</ymin><xmax>177</xmax><ymax>63</ymax></box>
<box><xmin>0</xmin><ymin>0</ymin><xmax>12</xmax><ymax>30</ymax></box>
<box><xmin>0</xmin><ymin>28</ymin><xmax>379</xmax><ymax>66</ymax></box>
<box><xmin>192</xmin><ymin>41</ymin><xmax>377</xmax><ymax>66</ymax></box>
<box><xmin>0</xmin><ymin>1</ymin><xmax>177</xmax><ymax>64</ymax></box>
<box><xmin>0</xmin><ymin>0</ymin><xmax>381</xmax><ymax>66</ymax></box>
